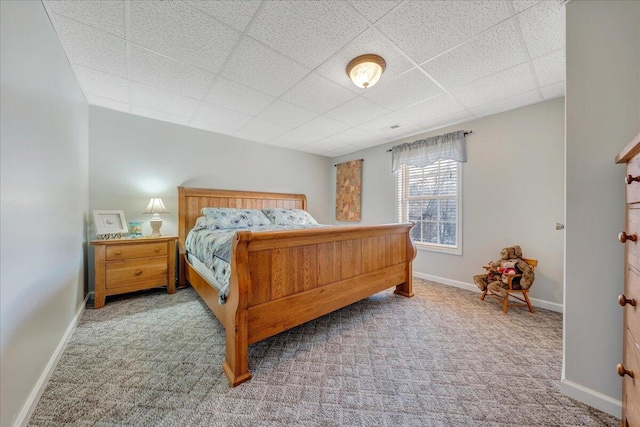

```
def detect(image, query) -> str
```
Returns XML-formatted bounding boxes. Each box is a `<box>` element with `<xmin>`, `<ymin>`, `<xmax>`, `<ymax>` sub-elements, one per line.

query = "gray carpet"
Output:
<box><xmin>29</xmin><ymin>278</ymin><xmax>619</xmax><ymax>426</ymax></box>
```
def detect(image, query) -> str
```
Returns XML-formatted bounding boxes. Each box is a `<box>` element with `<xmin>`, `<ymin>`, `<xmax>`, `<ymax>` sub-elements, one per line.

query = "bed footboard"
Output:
<box><xmin>223</xmin><ymin>223</ymin><xmax>416</xmax><ymax>386</ymax></box>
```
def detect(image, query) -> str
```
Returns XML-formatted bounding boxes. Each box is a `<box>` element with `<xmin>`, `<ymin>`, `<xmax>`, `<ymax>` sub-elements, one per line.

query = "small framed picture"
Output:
<box><xmin>93</xmin><ymin>210</ymin><xmax>128</xmax><ymax>238</ymax></box>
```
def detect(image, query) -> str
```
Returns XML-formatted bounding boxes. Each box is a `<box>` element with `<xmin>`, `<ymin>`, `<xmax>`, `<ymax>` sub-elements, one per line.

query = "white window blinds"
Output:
<box><xmin>398</xmin><ymin>159</ymin><xmax>461</xmax><ymax>252</ymax></box>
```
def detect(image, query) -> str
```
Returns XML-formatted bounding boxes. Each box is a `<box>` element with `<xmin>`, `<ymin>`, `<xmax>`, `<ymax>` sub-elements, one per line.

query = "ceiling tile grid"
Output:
<box><xmin>130</xmin><ymin>82</ymin><xmax>201</xmax><ymax>118</ymax></box>
<box><xmin>184</xmin><ymin>0</ymin><xmax>261</xmax><ymax>32</ymax></box>
<box><xmin>86</xmin><ymin>95</ymin><xmax>129</xmax><ymax>114</ymax></box>
<box><xmin>532</xmin><ymin>49</ymin><xmax>565</xmax><ymax>88</ymax></box>
<box><xmin>129</xmin><ymin>45</ymin><xmax>216</xmax><ymax>100</ymax></box>
<box><xmin>516</xmin><ymin>0</ymin><xmax>565</xmax><ymax>59</ymax></box>
<box><xmin>44</xmin><ymin>0</ymin><xmax>566</xmax><ymax>158</ymax></box>
<box><xmin>421</xmin><ymin>20</ymin><xmax>527</xmax><ymax>89</ymax></box>
<box><xmin>256</xmin><ymin>100</ymin><xmax>318</xmax><ymax>128</ymax></box>
<box><xmin>220</xmin><ymin>37</ymin><xmax>311</xmax><ymax>97</ymax></box>
<box><xmin>347</xmin><ymin>0</ymin><xmax>402</xmax><ymax>23</ymax></box>
<box><xmin>324</xmin><ymin>97</ymin><xmax>391</xmax><ymax>127</ymax></box>
<box><xmin>375</xmin><ymin>1</ymin><xmax>510</xmax><ymax>64</ymax></box>
<box><xmin>73</xmin><ymin>66</ymin><xmax>129</xmax><ymax>103</ymax></box>
<box><xmin>363</xmin><ymin>68</ymin><xmax>443</xmax><ymax>112</ymax></box>
<box><xmin>193</xmin><ymin>103</ymin><xmax>252</xmax><ymax>130</ymax></box>
<box><xmin>204</xmin><ymin>77</ymin><xmax>276</xmax><ymax>116</ymax></box>
<box><xmin>129</xmin><ymin>1</ymin><xmax>241</xmax><ymax>74</ymax></box>
<box><xmin>45</xmin><ymin>0</ymin><xmax>125</xmax><ymax>38</ymax></box>
<box><xmin>247</xmin><ymin>0</ymin><xmax>369</xmax><ymax>69</ymax></box>
<box><xmin>450</xmin><ymin>62</ymin><xmax>539</xmax><ymax>108</ymax></box>
<box><xmin>50</xmin><ymin>13</ymin><xmax>128</xmax><ymax>78</ymax></box>
<box><xmin>281</xmin><ymin>73</ymin><xmax>357</xmax><ymax>114</ymax></box>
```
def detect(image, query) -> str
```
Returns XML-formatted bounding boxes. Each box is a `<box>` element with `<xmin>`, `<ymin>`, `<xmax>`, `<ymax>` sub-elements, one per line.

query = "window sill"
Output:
<box><xmin>415</xmin><ymin>242</ymin><xmax>462</xmax><ymax>256</ymax></box>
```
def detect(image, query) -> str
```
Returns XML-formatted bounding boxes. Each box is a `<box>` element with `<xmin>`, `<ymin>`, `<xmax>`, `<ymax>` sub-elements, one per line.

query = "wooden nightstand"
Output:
<box><xmin>91</xmin><ymin>236</ymin><xmax>177</xmax><ymax>309</ymax></box>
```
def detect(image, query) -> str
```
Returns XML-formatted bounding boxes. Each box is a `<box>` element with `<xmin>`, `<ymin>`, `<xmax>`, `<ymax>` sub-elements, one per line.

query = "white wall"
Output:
<box><xmin>88</xmin><ymin>107</ymin><xmax>332</xmax><ymax>290</ymax></box>
<box><xmin>0</xmin><ymin>1</ymin><xmax>89</xmax><ymax>426</ymax></box>
<box><xmin>563</xmin><ymin>0</ymin><xmax>640</xmax><ymax>416</ymax></box>
<box><xmin>330</xmin><ymin>98</ymin><xmax>565</xmax><ymax>310</ymax></box>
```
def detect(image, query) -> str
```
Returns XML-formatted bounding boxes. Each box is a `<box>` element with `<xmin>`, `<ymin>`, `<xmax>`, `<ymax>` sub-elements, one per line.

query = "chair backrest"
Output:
<box><xmin>523</xmin><ymin>258</ymin><xmax>538</xmax><ymax>271</ymax></box>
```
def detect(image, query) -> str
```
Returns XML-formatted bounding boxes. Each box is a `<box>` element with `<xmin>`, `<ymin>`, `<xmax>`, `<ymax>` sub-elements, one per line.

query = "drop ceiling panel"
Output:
<box><xmin>45</xmin><ymin>0</ymin><xmax>125</xmax><ymax>38</ymax></box>
<box><xmin>347</xmin><ymin>0</ymin><xmax>402</xmax><ymax>23</ymax></box>
<box><xmin>328</xmin><ymin>144</ymin><xmax>364</xmax><ymax>156</ymax></box>
<box><xmin>375</xmin><ymin>1</ymin><xmax>510</xmax><ymax>64</ymax></box>
<box><xmin>132</xmin><ymin>105</ymin><xmax>191</xmax><ymax>126</ymax></box>
<box><xmin>129</xmin><ymin>45</ymin><xmax>215</xmax><ymax>100</ymax></box>
<box><xmin>74</xmin><ymin>66</ymin><xmax>129</xmax><ymax>102</ymax></box>
<box><xmin>397</xmin><ymin>94</ymin><xmax>467</xmax><ymax>125</ymax></box>
<box><xmin>235</xmin><ymin>118</ymin><xmax>289</xmax><ymax>143</ymax></box>
<box><xmin>221</xmin><ymin>38</ymin><xmax>310</xmax><ymax>97</ymax></box>
<box><xmin>204</xmin><ymin>77</ymin><xmax>276</xmax><ymax>116</ymax></box>
<box><xmin>50</xmin><ymin>13</ymin><xmax>127</xmax><ymax>77</ymax></box>
<box><xmin>281</xmin><ymin>73</ymin><xmax>357</xmax><ymax>114</ymax></box>
<box><xmin>330</xmin><ymin>127</ymin><xmax>377</xmax><ymax>144</ymax></box>
<box><xmin>184</xmin><ymin>0</ymin><xmax>261</xmax><ymax>32</ymax></box>
<box><xmin>130</xmin><ymin>82</ymin><xmax>200</xmax><ymax>118</ymax></box>
<box><xmin>325</xmin><ymin>97</ymin><xmax>390</xmax><ymax>126</ymax></box>
<box><xmin>193</xmin><ymin>103</ymin><xmax>252</xmax><ymax>130</ymax></box>
<box><xmin>363</xmin><ymin>68</ymin><xmax>443</xmax><ymax>112</ymax></box>
<box><xmin>315</xmin><ymin>28</ymin><xmax>415</xmax><ymax>93</ymax></box>
<box><xmin>190</xmin><ymin>120</ymin><xmax>236</xmax><ymax>136</ymax></box>
<box><xmin>422</xmin><ymin>20</ymin><xmax>526</xmax><ymax>89</ymax></box>
<box><xmin>256</xmin><ymin>100</ymin><xmax>318</xmax><ymax>128</ymax></box>
<box><xmin>517</xmin><ymin>1</ymin><xmax>565</xmax><ymax>59</ymax></box>
<box><xmin>268</xmin><ymin>129</ymin><xmax>322</xmax><ymax>148</ymax></box>
<box><xmin>357</xmin><ymin>112</ymin><xmax>418</xmax><ymax>136</ymax></box>
<box><xmin>541</xmin><ymin>81</ymin><xmax>565</xmax><ymax>100</ymax></box>
<box><xmin>422</xmin><ymin>110</ymin><xmax>475</xmax><ymax>133</ymax></box>
<box><xmin>511</xmin><ymin>1</ymin><xmax>541</xmax><ymax>14</ymax></box>
<box><xmin>129</xmin><ymin>1</ymin><xmax>240</xmax><ymax>73</ymax></box>
<box><xmin>470</xmin><ymin>89</ymin><xmax>541</xmax><ymax>117</ymax></box>
<box><xmin>248</xmin><ymin>1</ymin><xmax>368</xmax><ymax>69</ymax></box>
<box><xmin>451</xmin><ymin>63</ymin><xmax>537</xmax><ymax>108</ymax></box>
<box><xmin>87</xmin><ymin>95</ymin><xmax>129</xmax><ymax>113</ymax></box>
<box><xmin>297</xmin><ymin>116</ymin><xmax>351</xmax><ymax>138</ymax></box>
<box><xmin>532</xmin><ymin>49</ymin><xmax>565</xmax><ymax>87</ymax></box>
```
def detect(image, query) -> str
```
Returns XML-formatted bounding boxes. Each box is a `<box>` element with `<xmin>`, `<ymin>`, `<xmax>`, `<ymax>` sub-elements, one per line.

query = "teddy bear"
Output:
<box><xmin>473</xmin><ymin>245</ymin><xmax>535</xmax><ymax>297</ymax></box>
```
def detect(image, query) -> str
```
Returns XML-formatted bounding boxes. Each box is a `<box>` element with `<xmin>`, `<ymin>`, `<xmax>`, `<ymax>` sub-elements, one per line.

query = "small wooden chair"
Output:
<box><xmin>481</xmin><ymin>259</ymin><xmax>538</xmax><ymax>313</ymax></box>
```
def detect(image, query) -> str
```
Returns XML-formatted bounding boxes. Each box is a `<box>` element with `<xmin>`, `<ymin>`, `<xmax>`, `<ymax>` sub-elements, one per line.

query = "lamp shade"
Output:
<box><xmin>346</xmin><ymin>54</ymin><xmax>386</xmax><ymax>89</ymax></box>
<box><xmin>143</xmin><ymin>198</ymin><xmax>169</xmax><ymax>215</ymax></box>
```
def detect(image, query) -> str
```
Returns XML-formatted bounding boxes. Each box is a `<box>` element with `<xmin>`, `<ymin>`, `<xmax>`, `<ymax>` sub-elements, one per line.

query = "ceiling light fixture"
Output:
<box><xmin>346</xmin><ymin>54</ymin><xmax>386</xmax><ymax>89</ymax></box>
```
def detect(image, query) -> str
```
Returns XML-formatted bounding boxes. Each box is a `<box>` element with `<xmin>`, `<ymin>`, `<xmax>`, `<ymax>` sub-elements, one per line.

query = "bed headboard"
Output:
<box><xmin>177</xmin><ymin>187</ymin><xmax>307</xmax><ymax>250</ymax></box>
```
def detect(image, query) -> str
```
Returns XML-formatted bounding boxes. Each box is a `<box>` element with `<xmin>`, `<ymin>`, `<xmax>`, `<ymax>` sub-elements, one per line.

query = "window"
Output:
<box><xmin>397</xmin><ymin>159</ymin><xmax>462</xmax><ymax>254</ymax></box>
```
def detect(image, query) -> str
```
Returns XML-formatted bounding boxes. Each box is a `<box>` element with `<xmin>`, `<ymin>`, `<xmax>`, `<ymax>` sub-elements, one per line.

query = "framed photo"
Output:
<box><xmin>93</xmin><ymin>210</ymin><xmax>128</xmax><ymax>237</ymax></box>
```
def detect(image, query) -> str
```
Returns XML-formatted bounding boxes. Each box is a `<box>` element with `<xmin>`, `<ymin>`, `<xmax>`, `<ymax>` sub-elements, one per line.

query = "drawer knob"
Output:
<box><xmin>617</xmin><ymin>364</ymin><xmax>635</xmax><ymax>378</ymax></box>
<box><xmin>155</xmin><ymin>248</ymin><xmax>161</xmax><ymax>252</ymax></box>
<box><xmin>618</xmin><ymin>232</ymin><xmax>637</xmax><ymax>243</ymax></box>
<box><xmin>625</xmin><ymin>174</ymin><xmax>640</xmax><ymax>185</ymax></box>
<box><xmin>134</xmin><ymin>270</ymin><xmax>142</xmax><ymax>276</ymax></box>
<box><xmin>618</xmin><ymin>294</ymin><xmax>637</xmax><ymax>307</ymax></box>
<box><xmin>115</xmin><ymin>251</ymin><xmax>122</xmax><ymax>255</ymax></box>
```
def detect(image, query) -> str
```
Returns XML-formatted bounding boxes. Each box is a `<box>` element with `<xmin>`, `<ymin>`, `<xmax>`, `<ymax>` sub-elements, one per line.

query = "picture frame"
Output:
<box><xmin>93</xmin><ymin>210</ymin><xmax>128</xmax><ymax>238</ymax></box>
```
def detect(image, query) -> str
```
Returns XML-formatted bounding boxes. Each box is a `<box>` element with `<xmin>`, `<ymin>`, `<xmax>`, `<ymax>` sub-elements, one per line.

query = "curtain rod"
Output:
<box><xmin>385</xmin><ymin>131</ymin><xmax>473</xmax><ymax>152</ymax></box>
<box><xmin>334</xmin><ymin>158</ymin><xmax>364</xmax><ymax>167</ymax></box>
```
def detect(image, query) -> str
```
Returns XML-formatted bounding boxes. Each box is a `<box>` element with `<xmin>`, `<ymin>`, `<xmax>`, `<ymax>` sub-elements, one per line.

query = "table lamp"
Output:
<box><xmin>143</xmin><ymin>198</ymin><xmax>169</xmax><ymax>236</ymax></box>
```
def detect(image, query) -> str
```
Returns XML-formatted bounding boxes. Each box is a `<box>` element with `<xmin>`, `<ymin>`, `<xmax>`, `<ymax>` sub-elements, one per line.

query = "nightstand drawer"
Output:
<box><xmin>106</xmin><ymin>242</ymin><xmax>167</xmax><ymax>261</ymax></box>
<box><xmin>106</xmin><ymin>258</ymin><xmax>168</xmax><ymax>289</ymax></box>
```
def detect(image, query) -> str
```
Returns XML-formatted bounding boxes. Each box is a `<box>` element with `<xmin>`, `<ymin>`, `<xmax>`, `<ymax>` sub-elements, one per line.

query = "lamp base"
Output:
<box><xmin>150</xmin><ymin>218</ymin><xmax>163</xmax><ymax>237</ymax></box>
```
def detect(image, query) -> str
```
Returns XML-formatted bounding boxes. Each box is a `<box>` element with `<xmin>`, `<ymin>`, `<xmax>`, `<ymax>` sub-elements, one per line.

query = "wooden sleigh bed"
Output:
<box><xmin>177</xmin><ymin>186</ymin><xmax>417</xmax><ymax>386</ymax></box>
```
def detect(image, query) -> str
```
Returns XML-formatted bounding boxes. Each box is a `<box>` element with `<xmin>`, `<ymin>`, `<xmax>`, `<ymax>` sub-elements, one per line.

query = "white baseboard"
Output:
<box><xmin>413</xmin><ymin>271</ymin><xmax>564</xmax><ymax>313</ymax></box>
<box><xmin>561</xmin><ymin>379</ymin><xmax>621</xmax><ymax>418</ymax></box>
<box><xmin>15</xmin><ymin>293</ymin><xmax>89</xmax><ymax>427</ymax></box>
